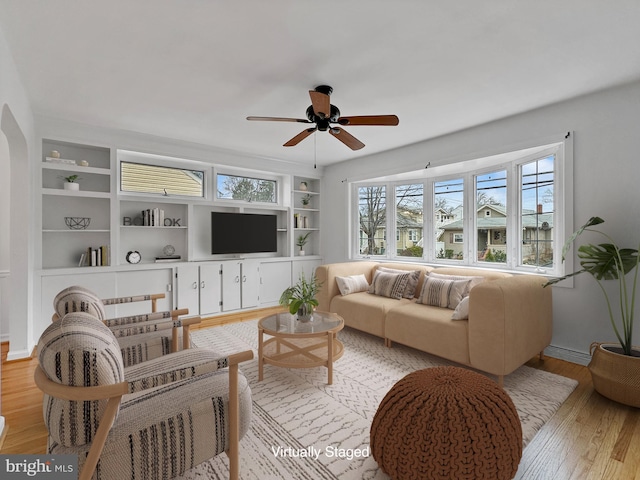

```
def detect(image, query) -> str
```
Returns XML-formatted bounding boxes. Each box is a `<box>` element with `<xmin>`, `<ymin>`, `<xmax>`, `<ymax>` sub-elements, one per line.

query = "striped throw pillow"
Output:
<box><xmin>336</xmin><ymin>274</ymin><xmax>370</xmax><ymax>295</ymax></box>
<box><xmin>417</xmin><ymin>277</ymin><xmax>472</xmax><ymax>309</ymax></box>
<box><xmin>368</xmin><ymin>271</ymin><xmax>411</xmax><ymax>300</ymax></box>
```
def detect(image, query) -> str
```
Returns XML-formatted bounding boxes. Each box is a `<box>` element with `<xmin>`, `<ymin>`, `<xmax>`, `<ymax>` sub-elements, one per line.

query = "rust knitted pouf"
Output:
<box><xmin>370</xmin><ymin>366</ymin><xmax>522</xmax><ymax>480</ymax></box>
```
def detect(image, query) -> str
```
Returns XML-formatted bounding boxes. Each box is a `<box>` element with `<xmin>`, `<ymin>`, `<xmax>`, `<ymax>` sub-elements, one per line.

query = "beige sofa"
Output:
<box><xmin>315</xmin><ymin>261</ymin><xmax>552</xmax><ymax>385</ymax></box>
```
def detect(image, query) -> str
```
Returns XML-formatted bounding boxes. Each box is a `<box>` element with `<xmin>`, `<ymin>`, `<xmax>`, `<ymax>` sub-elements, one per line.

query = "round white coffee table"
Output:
<box><xmin>258</xmin><ymin>311</ymin><xmax>344</xmax><ymax>385</ymax></box>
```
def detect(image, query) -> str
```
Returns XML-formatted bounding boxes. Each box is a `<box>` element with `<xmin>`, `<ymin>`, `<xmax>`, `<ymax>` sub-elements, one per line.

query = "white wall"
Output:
<box><xmin>0</xmin><ymin>22</ymin><xmax>36</xmax><ymax>428</ymax></box>
<box><xmin>322</xmin><ymin>80</ymin><xmax>640</xmax><ymax>360</ymax></box>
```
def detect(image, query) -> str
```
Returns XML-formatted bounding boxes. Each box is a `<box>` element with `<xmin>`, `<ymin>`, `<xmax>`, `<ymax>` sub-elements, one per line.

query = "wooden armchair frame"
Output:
<box><xmin>35</xmin><ymin>349</ymin><xmax>253</xmax><ymax>480</ymax></box>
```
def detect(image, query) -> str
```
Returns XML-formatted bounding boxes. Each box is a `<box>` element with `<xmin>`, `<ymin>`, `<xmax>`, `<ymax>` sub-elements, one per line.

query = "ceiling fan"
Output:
<box><xmin>246</xmin><ymin>85</ymin><xmax>399</xmax><ymax>151</ymax></box>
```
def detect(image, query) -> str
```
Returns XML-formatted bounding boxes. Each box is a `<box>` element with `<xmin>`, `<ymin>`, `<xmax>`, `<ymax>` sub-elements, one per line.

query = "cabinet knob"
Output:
<box><xmin>192</xmin><ymin>282</ymin><xmax>198</xmax><ymax>289</ymax></box>
<box><xmin>200</xmin><ymin>281</ymin><xmax>205</xmax><ymax>289</ymax></box>
<box><xmin>242</xmin><ymin>275</ymin><xmax>247</xmax><ymax>283</ymax></box>
<box><xmin>235</xmin><ymin>276</ymin><xmax>240</xmax><ymax>283</ymax></box>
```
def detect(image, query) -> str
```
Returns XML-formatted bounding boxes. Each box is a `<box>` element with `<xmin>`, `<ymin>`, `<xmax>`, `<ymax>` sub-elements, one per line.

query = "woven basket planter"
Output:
<box><xmin>588</xmin><ymin>342</ymin><xmax>640</xmax><ymax>408</ymax></box>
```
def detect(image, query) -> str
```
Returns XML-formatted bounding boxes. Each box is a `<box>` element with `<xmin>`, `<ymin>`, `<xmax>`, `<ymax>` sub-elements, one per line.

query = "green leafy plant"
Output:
<box><xmin>301</xmin><ymin>194</ymin><xmax>312</xmax><ymax>206</ymax></box>
<box><xmin>545</xmin><ymin>217</ymin><xmax>639</xmax><ymax>356</ymax></box>
<box><xmin>296</xmin><ymin>232</ymin><xmax>311</xmax><ymax>249</ymax></box>
<box><xmin>62</xmin><ymin>174</ymin><xmax>80</xmax><ymax>183</ymax></box>
<box><xmin>279</xmin><ymin>271</ymin><xmax>322</xmax><ymax>315</ymax></box>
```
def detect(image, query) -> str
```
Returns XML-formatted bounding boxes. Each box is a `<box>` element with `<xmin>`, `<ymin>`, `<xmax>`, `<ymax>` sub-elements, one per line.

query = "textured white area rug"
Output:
<box><xmin>180</xmin><ymin>320</ymin><xmax>578</xmax><ymax>480</ymax></box>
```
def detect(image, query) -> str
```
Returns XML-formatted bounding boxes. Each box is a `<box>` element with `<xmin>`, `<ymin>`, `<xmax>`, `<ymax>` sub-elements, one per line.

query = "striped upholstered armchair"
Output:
<box><xmin>53</xmin><ymin>285</ymin><xmax>201</xmax><ymax>366</ymax></box>
<box><xmin>35</xmin><ymin>311</ymin><xmax>253</xmax><ymax>480</ymax></box>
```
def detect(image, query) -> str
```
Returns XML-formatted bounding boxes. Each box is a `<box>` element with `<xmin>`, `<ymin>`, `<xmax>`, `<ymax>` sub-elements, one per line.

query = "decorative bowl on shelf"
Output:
<box><xmin>64</xmin><ymin>217</ymin><xmax>91</xmax><ymax>230</ymax></box>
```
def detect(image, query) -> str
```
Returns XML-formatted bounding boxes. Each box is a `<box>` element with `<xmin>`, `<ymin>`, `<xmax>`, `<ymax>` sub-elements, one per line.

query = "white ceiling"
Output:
<box><xmin>1</xmin><ymin>1</ymin><xmax>640</xmax><ymax>167</ymax></box>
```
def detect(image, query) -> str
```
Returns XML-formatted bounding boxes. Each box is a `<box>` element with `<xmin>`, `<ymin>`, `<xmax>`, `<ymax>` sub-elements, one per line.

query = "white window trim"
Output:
<box><xmin>350</xmin><ymin>133</ymin><xmax>573</xmax><ymax>279</ymax></box>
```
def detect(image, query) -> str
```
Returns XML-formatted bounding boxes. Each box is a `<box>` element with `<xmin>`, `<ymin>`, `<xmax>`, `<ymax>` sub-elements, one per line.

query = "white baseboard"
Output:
<box><xmin>544</xmin><ymin>345</ymin><xmax>591</xmax><ymax>366</ymax></box>
<box><xmin>0</xmin><ymin>333</ymin><xmax>9</xmax><ymax>343</ymax></box>
<box><xmin>6</xmin><ymin>347</ymin><xmax>33</xmax><ymax>361</ymax></box>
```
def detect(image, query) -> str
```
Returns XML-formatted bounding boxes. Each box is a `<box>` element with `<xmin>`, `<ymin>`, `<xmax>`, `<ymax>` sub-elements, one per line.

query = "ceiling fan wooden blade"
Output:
<box><xmin>337</xmin><ymin>115</ymin><xmax>399</xmax><ymax>126</ymax></box>
<box><xmin>284</xmin><ymin>127</ymin><xmax>317</xmax><ymax>147</ymax></box>
<box><xmin>329</xmin><ymin>127</ymin><xmax>365</xmax><ymax>150</ymax></box>
<box><xmin>247</xmin><ymin>116</ymin><xmax>311</xmax><ymax>123</ymax></box>
<box><xmin>309</xmin><ymin>91</ymin><xmax>331</xmax><ymax>119</ymax></box>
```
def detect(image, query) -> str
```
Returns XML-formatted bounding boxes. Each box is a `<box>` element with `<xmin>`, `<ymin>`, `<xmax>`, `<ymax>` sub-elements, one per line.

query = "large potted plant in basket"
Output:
<box><xmin>546</xmin><ymin>216</ymin><xmax>640</xmax><ymax>407</ymax></box>
<box><xmin>279</xmin><ymin>271</ymin><xmax>322</xmax><ymax>322</ymax></box>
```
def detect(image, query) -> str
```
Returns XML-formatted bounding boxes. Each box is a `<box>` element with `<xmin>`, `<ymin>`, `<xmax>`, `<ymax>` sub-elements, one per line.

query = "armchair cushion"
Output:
<box><xmin>38</xmin><ymin>312</ymin><xmax>124</xmax><ymax>447</ymax></box>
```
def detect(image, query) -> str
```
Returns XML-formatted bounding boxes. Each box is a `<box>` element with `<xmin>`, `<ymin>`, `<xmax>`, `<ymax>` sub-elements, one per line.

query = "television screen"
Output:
<box><xmin>211</xmin><ymin>212</ymin><xmax>278</xmax><ymax>254</ymax></box>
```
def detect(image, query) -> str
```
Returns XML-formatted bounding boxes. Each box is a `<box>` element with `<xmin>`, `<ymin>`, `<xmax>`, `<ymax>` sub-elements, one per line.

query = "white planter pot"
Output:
<box><xmin>298</xmin><ymin>250</ymin><xmax>306</xmax><ymax>256</ymax></box>
<box><xmin>64</xmin><ymin>182</ymin><xmax>79</xmax><ymax>191</ymax></box>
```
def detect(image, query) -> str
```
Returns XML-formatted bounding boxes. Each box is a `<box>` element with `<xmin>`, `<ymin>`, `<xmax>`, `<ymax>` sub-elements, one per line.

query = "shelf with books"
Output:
<box><xmin>292</xmin><ymin>176</ymin><xmax>321</xmax><ymax>256</ymax></box>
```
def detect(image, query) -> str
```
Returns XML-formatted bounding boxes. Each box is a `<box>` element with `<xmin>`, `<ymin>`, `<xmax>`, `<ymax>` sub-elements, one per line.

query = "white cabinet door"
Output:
<box><xmin>221</xmin><ymin>261</ymin><xmax>242</xmax><ymax>311</ymax></box>
<box><xmin>115</xmin><ymin>269</ymin><xmax>173</xmax><ymax>316</ymax></box>
<box><xmin>176</xmin><ymin>265</ymin><xmax>201</xmax><ymax>315</ymax></box>
<box><xmin>259</xmin><ymin>261</ymin><xmax>291</xmax><ymax>306</ymax></box>
<box><xmin>241</xmin><ymin>260</ymin><xmax>260</xmax><ymax>309</ymax></box>
<box><xmin>199</xmin><ymin>263</ymin><xmax>221</xmax><ymax>316</ymax></box>
<box><xmin>40</xmin><ymin>272</ymin><xmax>116</xmax><ymax>338</ymax></box>
<box><xmin>292</xmin><ymin>259</ymin><xmax>321</xmax><ymax>284</ymax></box>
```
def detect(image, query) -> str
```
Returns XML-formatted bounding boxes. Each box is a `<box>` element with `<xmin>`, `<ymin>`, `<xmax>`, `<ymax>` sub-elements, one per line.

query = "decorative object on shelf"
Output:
<box><xmin>299</xmin><ymin>181</ymin><xmax>308</xmax><ymax>191</ymax></box>
<box><xmin>163</xmin><ymin>244</ymin><xmax>176</xmax><ymax>256</ymax></box>
<box><xmin>126</xmin><ymin>250</ymin><xmax>142</xmax><ymax>264</ymax></box>
<box><xmin>279</xmin><ymin>271</ymin><xmax>322</xmax><ymax>322</ymax></box>
<box><xmin>78</xmin><ymin>160</ymin><xmax>89</xmax><ymax>167</ymax></box>
<box><xmin>64</xmin><ymin>216</ymin><xmax>91</xmax><ymax>230</ymax></box>
<box><xmin>545</xmin><ymin>216</ymin><xmax>640</xmax><ymax>407</ymax></box>
<box><xmin>296</xmin><ymin>232</ymin><xmax>311</xmax><ymax>256</ymax></box>
<box><xmin>61</xmin><ymin>174</ymin><xmax>81</xmax><ymax>191</ymax></box>
<box><xmin>156</xmin><ymin>245</ymin><xmax>181</xmax><ymax>263</ymax></box>
<box><xmin>301</xmin><ymin>193</ymin><xmax>312</xmax><ymax>208</ymax></box>
<box><xmin>49</xmin><ymin>150</ymin><xmax>60</xmax><ymax>158</ymax></box>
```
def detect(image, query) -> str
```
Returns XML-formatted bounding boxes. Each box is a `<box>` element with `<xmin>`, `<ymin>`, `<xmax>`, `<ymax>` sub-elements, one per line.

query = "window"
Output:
<box><xmin>476</xmin><ymin>169</ymin><xmax>507</xmax><ymax>264</ymax></box>
<box><xmin>120</xmin><ymin>162</ymin><xmax>205</xmax><ymax>197</ymax></box>
<box><xmin>434</xmin><ymin>178</ymin><xmax>464</xmax><ymax>260</ymax></box>
<box><xmin>216</xmin><ymin>173</ymin><xmax>277</xmax><ymax>203</ymax></box>
<box><xmin>351</xmin><ymin>138</ymin><xmax>568</xmax><ymax>276</ymax></box>
<box><xmin>357</xmin><ymin>185</ymin><xmax>386</xmax><ymax>256</ymax></box>
<box><xmin>396</xmin><ymin>184</ymin><xmax>423</xmax><ymax>257</ymax></box>
<box><xmin>520</xmin><ymin>155</ymin><xmax>555</xmax><ymax>268</ymax></box>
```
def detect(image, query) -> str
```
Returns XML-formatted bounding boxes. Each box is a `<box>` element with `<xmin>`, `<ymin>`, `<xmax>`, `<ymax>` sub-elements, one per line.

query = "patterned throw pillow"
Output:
<box><xmin>368</xmin><ymin>271</ymin><xmax>411</xmax><ymax>300</ymax></box>
<box><xmin>451</xmin><ymin>296</ymin><xmax>470</xmax><ymax>320</ymax></box>
<box><xmin>336</xmin><ymin>274</ymin><xmax>370</xmax><ymax>295</ymax></box>
<box><xmin>376</xmin><ymin>267</ymin><xmax>421</xmax><ymax>298</ymax></box>
<box><xmin>428</xmin><ymin>272</ymin><xmax>484</xmax><ymax>297</ymax></box>
<box><xmin>417</xmin><ymin>277</ymin><xmax>472</xmax><ymax>309</ymax></box>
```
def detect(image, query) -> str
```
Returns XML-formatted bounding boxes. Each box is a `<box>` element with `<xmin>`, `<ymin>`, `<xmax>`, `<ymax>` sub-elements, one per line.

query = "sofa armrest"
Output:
<box><xmin>467</xmin><ymin>274</ymin><xmax>552</xmax><ymax>377</ymax></box>
<box><xmin>315</xmin><ymin>262</ymin><xmax>377</xmax><ymax>312</ymax></box>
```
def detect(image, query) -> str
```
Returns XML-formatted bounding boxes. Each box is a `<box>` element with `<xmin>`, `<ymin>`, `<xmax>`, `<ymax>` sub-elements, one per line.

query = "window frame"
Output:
<box><xmin>350</xmin><ymin>135</ymin><xmax>572</xmax><ymax>278</ymax></box>
<box><xmin>118</xmin><ymin>156</ymin><xmax>208</xmax><ymax>200</ymax></box>
<box><xmin>214</xmin><ymin>168</ymin><xmax>281</xmax><ymax>205</ymax></box>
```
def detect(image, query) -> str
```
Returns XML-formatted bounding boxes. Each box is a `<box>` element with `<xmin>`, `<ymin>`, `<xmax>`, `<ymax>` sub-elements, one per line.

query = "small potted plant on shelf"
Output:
<box><xmin>301</xmin><ymin>194</ymin><xmax>312</xmax><ymax>208</ymax></box>
<box><xmin>296</xmin><ymin>232</ymin><xmax>311</xmax><ymax>256</ymax></box>
<box><xmin>61</xmin><ymin>174</ymin><xmax>81</xmax><ymax>191</ymax></box>
<box><xmin>279</xmin><ymin>271</ymin><xmax>322</xmax><ymax>322</ymax></box>
<box><xmin>545</xmin><ymin>216</ymin><xmax>640</xmax><ymax>407</ymax></box>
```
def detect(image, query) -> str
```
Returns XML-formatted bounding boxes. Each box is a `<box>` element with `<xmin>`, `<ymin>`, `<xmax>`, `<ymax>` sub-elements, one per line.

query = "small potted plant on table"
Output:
<box><xmin>279</xmin><ymin>271</ymin><xmax>322</xmax><ymax>322</ymax></box>
<box><xmin>546</xmin><ymin>216</ymin><xmax>640</xmax><ymax>407</ymax></box>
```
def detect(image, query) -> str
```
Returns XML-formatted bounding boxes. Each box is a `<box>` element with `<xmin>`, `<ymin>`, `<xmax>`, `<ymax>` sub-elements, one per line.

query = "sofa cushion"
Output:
<box><xmin>385</xmin><ymin>302</ymin><xmax>471</xmax><ymax>366</ymax></box>
<box><xmin>417</xmin><ymin>276</ymin><xmax>471</xmax><ymax>309</ymax></box>
<box><xmin>376</xmin><ymin>267</ymin><xmax>421</xmax><ymax>298</ymax></box>
<box><xmin>336</xmin><ymin>274</ymin><xmax>370</xmax><ymax>296</ymax></box>
<box><xmin>428</xmin><ymin>271</ymin><xmax>485</xmax><ymax>294</ymax></box>
<box><xmin>368</xmin><ymin>271</ymin><xmax>410</xmax><ymax>300</ymax></box>
<box><xmin>331</xmin><ymin>292</ymin><xmax>411</xmax><ymax>338</ymax></box>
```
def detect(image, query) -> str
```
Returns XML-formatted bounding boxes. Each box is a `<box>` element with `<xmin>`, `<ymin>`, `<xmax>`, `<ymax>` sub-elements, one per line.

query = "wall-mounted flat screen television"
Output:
<box><xmin>211</xmin><ymin>212</ymin><xmax>278</xmax><ymax>254</ymax></box>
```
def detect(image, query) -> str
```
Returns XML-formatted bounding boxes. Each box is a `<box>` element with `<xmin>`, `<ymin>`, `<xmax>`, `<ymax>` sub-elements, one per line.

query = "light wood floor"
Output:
<box><xmin>2</xmin><ymin>311</ymin><xmax>639</xmax><ymax>479</ymax></box>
